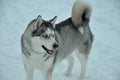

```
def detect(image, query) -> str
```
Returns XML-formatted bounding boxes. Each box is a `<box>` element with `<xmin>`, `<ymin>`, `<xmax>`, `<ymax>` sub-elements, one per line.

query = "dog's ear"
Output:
<box><xmin>50</xmin><ymin>16</ymin><xmax>57</xmax><ymax>28</ymax></box>
<box><xmin>36</xmin><ymin>15</ymin><xmax>43</xmax><ymax>26</ymax></box>
<box><xmin>33</xmin><ymin>15</ymin><xmax>43</xmax><ymax>30</ymax></box>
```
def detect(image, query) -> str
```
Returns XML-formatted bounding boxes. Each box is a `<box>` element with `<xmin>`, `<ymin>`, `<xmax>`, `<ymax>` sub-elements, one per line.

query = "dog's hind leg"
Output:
<box><xmin>64</xmin><ymin>55</ymin><xmax>74</xmax><ymax>77</ymax></box>
<box><xmin>76</xmin><ymin>50</ymin><xmax>88</xmax><ymax>80</ymax></box>
<box><xmin>76</xmin><ymin>40</ymin><xmax>92</xmax><ymax>80</ymax></box>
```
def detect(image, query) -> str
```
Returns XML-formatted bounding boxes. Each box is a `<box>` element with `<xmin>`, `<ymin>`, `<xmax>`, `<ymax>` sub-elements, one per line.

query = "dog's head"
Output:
<box><xmin>31</xmin><ymin>15</ymin><xmax>58</xmax><ymax>55</ymax></box>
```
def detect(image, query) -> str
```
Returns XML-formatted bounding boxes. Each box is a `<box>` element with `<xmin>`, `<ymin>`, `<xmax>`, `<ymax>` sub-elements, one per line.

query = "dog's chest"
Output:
<box><xmin>24</xmin><ymin>53</ymin><xmax>54</xmax><ymax>70</ymax></box>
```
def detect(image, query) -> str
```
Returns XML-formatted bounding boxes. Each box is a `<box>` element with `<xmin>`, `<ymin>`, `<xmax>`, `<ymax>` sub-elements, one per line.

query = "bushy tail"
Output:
<box><xmin>72</xmin><ymin>0</ymin><xmax>92</xmax><ymax>27</ymax></box>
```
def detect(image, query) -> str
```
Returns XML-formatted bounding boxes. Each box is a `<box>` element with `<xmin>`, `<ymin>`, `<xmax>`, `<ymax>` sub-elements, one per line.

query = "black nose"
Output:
<box><xmin>53</xmin><ymin>43</ymin><xmax>58</xmax><ymax>49</ymax></box>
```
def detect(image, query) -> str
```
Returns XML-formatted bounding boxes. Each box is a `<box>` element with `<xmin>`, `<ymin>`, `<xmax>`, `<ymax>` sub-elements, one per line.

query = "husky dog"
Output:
<box><xmin>21</xmin><ymin>0</ymin><xmax>94</xmax><ymax>80</ymax></box>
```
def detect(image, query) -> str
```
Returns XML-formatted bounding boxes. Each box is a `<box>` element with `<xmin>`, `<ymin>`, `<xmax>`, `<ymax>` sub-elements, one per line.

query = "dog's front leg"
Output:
<box><xmin>25</xmin><ymin>67</ymin><xmax>34</xmax><ymax>80</ymax></box>
<box><xmin>47</xmin><ymin>68</ymin><xmax>53</xmax><ymax>80</ymax></box>
<box><xmin>44</xmin><ymin>67</ymin><xmax>54</xmax><ymax>80</ymax></box>
<box><xmin>44</xmin><ymin>59</ymin><xmax>56</xmax><ymax>80</ymax></box>
<box><xmin>43</xmin><ymin>69</ymin><xmax>52</xmax><ymax>80</ymax></box>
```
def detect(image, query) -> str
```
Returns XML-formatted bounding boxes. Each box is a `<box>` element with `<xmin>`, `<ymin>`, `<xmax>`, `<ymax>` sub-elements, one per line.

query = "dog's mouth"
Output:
<box><xmin>42</xmin><ymin>45</ymin><xmax>55</xmax><ymax>55</ymax></box>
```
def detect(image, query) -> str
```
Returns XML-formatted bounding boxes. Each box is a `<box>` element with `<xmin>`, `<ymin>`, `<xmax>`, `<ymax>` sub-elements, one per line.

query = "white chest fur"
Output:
<box><xmin>22</xmin><ymin>53</ymin><xmax>54</xmax><ymax>71</ymax></box>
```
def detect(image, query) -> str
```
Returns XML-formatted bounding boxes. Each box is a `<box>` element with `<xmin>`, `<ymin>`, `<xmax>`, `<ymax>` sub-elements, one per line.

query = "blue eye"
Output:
<box><xmin>42</xmin><ymin>34</ymin><xmax>49</xmax><ymax>39</ymax></box>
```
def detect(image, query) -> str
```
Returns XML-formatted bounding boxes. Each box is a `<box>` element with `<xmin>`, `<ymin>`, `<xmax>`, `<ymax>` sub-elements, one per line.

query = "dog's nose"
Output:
<box><xmin>53</xmin><ymin>43</ymin><xmax>58</xmax><ymax>49</ymax></box>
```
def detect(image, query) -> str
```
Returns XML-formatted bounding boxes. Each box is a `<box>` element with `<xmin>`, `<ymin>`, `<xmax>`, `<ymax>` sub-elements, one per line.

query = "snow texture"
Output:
<box><xmin>0</xmin><ymin>0</ymin><xmax>120</xmax><ymax>80</ymax></box>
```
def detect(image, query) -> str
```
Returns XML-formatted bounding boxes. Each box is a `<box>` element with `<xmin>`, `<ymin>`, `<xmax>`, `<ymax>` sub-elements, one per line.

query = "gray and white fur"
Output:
<box><xmin>21</xmin><ymin>0</ymin><xmax>94</xmax><ymax>80</ymax></box>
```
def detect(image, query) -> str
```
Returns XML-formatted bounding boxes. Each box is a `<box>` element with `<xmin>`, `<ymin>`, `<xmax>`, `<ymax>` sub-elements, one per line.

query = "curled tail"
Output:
<box><xmin>72</xmin><ymin>0</ymin><xmax>92</xmax><ymax>27</ymax></box>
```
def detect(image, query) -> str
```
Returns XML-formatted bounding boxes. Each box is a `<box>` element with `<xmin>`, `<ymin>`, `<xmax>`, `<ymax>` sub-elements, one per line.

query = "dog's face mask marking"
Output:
<box><xmin>31</xmin><ymin>15</ymin><xmax>58</xmax><ymax>55</ymax></box>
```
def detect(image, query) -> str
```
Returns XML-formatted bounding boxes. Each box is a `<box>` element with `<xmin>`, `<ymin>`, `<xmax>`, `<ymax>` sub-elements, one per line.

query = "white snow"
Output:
<box><xmin>0</xmin><ymin>0</ymin><xmax>120</xmax><ymax>80</ymax></box>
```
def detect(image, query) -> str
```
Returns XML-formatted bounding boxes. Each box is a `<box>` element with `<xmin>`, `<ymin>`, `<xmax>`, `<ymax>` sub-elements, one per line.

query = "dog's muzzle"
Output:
<box><xmin>42</xmin><ymin>45</ymin><xmax>56</xmax><ymax>55</ymax></box>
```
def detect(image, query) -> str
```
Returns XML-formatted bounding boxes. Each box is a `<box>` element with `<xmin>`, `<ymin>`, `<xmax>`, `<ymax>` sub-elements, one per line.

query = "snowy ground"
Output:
<box><xmin>0</xmin><ymin>0</ymin><xmax>120</xmax><ymax>80</ymax></box>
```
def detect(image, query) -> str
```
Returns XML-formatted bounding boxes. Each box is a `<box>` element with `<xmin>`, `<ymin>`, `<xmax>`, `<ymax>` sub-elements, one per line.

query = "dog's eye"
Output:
<box><xmin>42</xmin><ymin>34</ymin><xmax>49</xmax><ymax>39</ymax></box>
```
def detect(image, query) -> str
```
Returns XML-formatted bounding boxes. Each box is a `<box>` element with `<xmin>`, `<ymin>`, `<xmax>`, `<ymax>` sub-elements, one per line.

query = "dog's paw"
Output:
<box><xmin>80</xmin><ymin>78</ymin><xmax>86</xmax><ymax>80</ymax></box>
<box><xmin>79</xmin><ymin>76</ymin><xmax>88</xmax><ymax>80</ymax></box>
<box><xmin>64</xmin><ymin>72</ymin><xmax>72</xmax><ymax>77</ymax></box>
